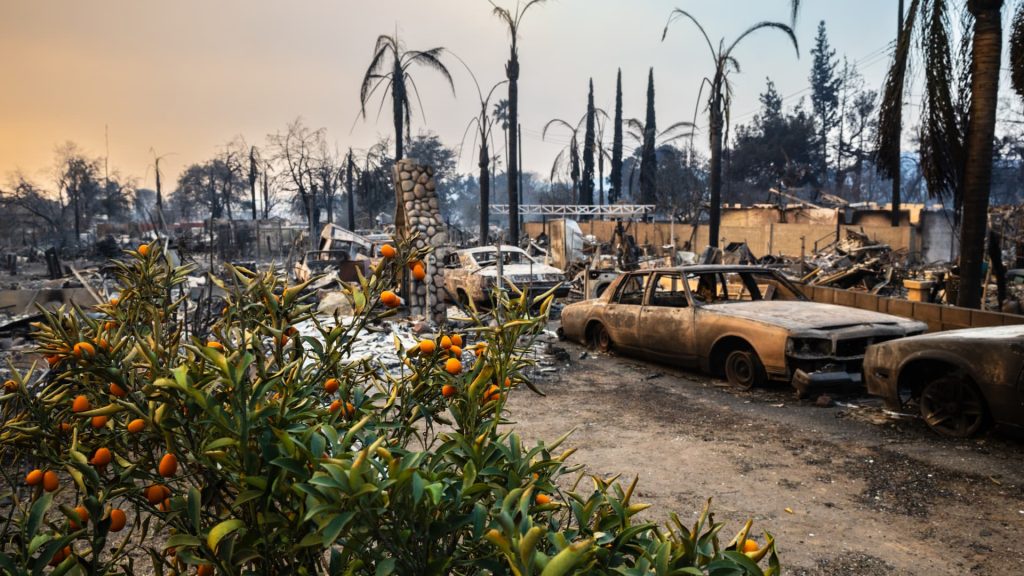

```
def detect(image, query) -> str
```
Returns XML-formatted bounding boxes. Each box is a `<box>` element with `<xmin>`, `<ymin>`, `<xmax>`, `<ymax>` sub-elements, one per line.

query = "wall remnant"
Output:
<box><xmin>393</xmin><ymin>159</ymin><xmax>449</xmax><ymax>325</ymax></box>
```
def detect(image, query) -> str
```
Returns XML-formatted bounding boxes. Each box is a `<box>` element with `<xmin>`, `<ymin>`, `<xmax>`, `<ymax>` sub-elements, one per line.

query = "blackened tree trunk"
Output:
<box><xmin>708</xmin><ymin>96</ymin><xmax>724</xmax><ymax>248</ymax></box>
<box><xmin>610</xmin><ymin>69</ymin><xmax>624</xmax><ymax>203</ymax></box>
<box><xmin>346</xmin><ymin>150</ymin><xmax>356</xmax><ymax>230</ymax></box>
<box><xmin>249</xmin><ymin>146</ymin><xmax>258</xmax><ymax>220</ymax></box>
<box><xmin>581</xmin><ymin>79</ymin><xmax>596</xmax><ymax>205</ymax></box>
<box><xmin>393</xmin><ymin>59</ymin><xmax>405</xmax><ymax>161</ymax></box>
<box><xmin>958</xmin><ymin>0</ymin><xmax>1003</xmax><ymax>309</ymax></box>
<box><xmin>479</xmin><ymin>140</ymin><xmax>491</xmax><ymax>246</ymax></box>
<box><xmin>640</xmin><ymin>69</ymin><xmax>658</xmax><ymax>206</ymax></box>
<box><xmin>507</xmin><ymin>47</ymin><xmax>521</xmax><ymax>243</ymax></box>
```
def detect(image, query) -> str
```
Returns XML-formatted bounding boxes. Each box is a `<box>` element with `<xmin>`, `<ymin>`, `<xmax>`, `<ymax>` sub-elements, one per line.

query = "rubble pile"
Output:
<box><xmin>801</xmin><ymin>230</ymin><xmax>906</xmax><ymax>294</ymax></box>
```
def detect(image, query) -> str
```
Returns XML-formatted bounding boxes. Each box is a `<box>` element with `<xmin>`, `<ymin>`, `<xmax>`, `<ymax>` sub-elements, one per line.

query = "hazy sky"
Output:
<box><xmin>0</xmin><ymin>0</ymin><xmax>902</xmax><ymax>192</ymax></box>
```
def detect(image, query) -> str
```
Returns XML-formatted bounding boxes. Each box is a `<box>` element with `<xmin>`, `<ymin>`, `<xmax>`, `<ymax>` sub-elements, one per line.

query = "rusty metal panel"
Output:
<box><xmin>940</xmin><ymin>306</ymin><xmax>972</xmax><ymax>330</ymax></box>
<box><xmin>971</xmin><ymin>311</ymin><xmax>1004</xmax><ymax>328</ymax></box>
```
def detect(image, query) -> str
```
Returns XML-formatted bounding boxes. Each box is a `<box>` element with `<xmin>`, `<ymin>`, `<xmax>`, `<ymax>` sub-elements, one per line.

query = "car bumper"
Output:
<box><xmin>791</xmin><ymin>367</ymin><xmax>863</xmax><ymax>398</ymax></box>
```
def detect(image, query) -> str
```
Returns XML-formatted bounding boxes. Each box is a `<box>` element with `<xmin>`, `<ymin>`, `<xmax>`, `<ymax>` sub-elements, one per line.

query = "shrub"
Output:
<box><xmin>0</xmin><ymin>242</ymin><xmax>781</xmax><ymax>575</ymax></box>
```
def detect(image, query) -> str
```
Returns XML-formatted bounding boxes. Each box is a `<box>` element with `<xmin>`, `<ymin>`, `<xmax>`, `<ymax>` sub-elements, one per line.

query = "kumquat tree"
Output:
<box><xmin>0</xmin><ymin>241</ymin><xmax>781</xmax><ymax>575</ymax></box>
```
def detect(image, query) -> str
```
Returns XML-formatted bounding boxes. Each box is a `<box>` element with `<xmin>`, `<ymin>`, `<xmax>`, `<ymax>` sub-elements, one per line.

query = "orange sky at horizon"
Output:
<box><xmin>1</xmin><ymin>0</ymin><xmax>901</xmax><ymax>194</ymax></box>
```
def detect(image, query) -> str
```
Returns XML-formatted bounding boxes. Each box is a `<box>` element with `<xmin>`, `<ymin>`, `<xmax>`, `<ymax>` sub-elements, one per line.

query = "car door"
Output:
<box><xmin>640</xmin><ymin>272</ymin><xmax>697</xmax><ymax>365</ymax></box>
<box><xmin>602</xmin><ymin>272</ymin><xmax>648</xmax><ymax>350</ymax></box>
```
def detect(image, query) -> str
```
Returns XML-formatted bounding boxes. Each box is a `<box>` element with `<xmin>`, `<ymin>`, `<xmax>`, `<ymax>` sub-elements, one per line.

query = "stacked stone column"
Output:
<box><xmin>393</xmin><ymin>159</ymin><xmax>449</xmax><ymax>324</ymax></box>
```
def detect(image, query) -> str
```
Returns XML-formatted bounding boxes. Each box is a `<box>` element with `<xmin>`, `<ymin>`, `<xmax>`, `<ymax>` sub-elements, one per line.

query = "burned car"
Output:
<box><xmin>443</xmin><ymin>245</ymin><xmax>568</xmax><ymax>306</ymax></box>
<box><xmin>864</xmin><ymin>325</ymin><xmax>1024</xmax><ymax>437</ymax></box>
<box><xmin>558</xmin><ymin>265</ymin><xmax>926</xmax><ymax>396</ymax></box>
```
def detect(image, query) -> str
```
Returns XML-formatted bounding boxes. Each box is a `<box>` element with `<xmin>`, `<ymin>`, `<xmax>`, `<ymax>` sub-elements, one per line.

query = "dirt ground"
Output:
<box><xmin>508</xmin><ymin>335</ymin><xmax>1024</xmax><ymax>576</ymax></box>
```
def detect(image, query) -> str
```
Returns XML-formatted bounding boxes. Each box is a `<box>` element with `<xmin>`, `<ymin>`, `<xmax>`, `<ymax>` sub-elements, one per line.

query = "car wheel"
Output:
<box><xmin>724</xmin><ymin>348</ymin><xmax>767</xmax><ymax>390</ymax></box>
<box><xmin>589</xmin><ymin>323</ymin><xmax>612</xmax><ymax>353</ymax></box>
<box><xmin>919</xmin><ymin>374</ymin><xmax>988</xmax><ymax>438</ymax></box>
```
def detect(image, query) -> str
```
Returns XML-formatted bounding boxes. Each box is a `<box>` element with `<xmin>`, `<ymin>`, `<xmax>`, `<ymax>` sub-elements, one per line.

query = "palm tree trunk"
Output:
<box><xmin>507</xmin><ymin>48</ymin><xmax>521</xmax><ymax>244</ymax></box>
<box><xmin>346</xmin><ymin>152</ymin><xmax>356</xmax><ymax>230</ymax></box>
<box><xmin>957</xmin><ymin>0</ymin><xmax>1003</xmax><ymax>309</ymax></box>
<box><xmin>394</xmin><ymin>62</ymin><xmax>405</xmax><ymax>161</ymax></box>
<box><xmin>708</xmin><ymin>104</ymin><xmax>724</xmax><ymax>249</ymax></box>
<box><xmin>479</xmin><ymin>141</ymin><xmax>490</xmax><ymax>246</ymax></box>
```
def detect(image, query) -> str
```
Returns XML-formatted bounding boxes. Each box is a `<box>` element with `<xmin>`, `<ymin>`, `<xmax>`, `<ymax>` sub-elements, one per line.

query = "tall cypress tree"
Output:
<box><xmin>581</xmin><ymin>79</ymin><xmax>596</xmax><ymax>205</ymax></box>
<box><xmin>640</xmin><ymin>68</ymin><xmax>658</xmax><ymax>206</ymax></box>
<box><xmin>809</xmin><ymin>20</ymin><xmax>840</xmax><ymax>190</ymax></box>
<box><xmin>610</xmin><ymin>69</ymin><xmax>624</xmax><ymax>203</ymax></box>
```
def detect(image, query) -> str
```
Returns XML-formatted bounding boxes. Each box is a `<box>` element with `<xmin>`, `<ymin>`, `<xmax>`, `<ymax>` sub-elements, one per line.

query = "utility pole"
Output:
<box><xmin>891</xmin><ymin>0</ymin><xmax>904</xmax><ymax>227</ymax></box>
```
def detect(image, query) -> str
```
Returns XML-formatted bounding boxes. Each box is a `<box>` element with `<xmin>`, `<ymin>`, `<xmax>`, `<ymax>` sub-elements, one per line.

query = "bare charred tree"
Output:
<box><xmin>346</xmin><ymin>149</ymin><xmax>356</xmax><ymax>230</ymax></box>
<box><xmin>270</xmin><ymin>119</ymin><xmax>324</xmax><ymax>248</ymax></box>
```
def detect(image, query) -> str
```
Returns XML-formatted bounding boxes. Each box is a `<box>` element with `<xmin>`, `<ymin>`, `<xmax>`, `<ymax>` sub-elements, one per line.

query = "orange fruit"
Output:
<box><xmin>380</xmin><ymin>244</ymin><xmax>396</xmax><ymax>258</ymax></box>
<box><xmin>3</xmin><ymin>379</ymin><xmax>16</xmax><ymax>393</ymax></box>
<box><xmin>441</xmin><ymin>384</ymin><xmax>457</xmax><ymax>398</ymax></box>
<box><xmin>49</xmin><ymin>545</ymin><xmax>71</xmax><ymax>566</ymax></box>
<box><xmin>103</xmin><ymin>321</ymin><xmax>117</xmax><ymax>331</ymax></box>
<box><xmin>108</xmin><ymin>508</ymin><xmax>127</xmax><ymax>532</ymax></box>
<box><xmin>96</xmin><ymin>338</ymin><xmax>109</xmax><ymax>351</ymax></box>
<box><xmin>380</xmin><ymin>290</ymin><xmax>401</xmax><ymax>308</ymax></box>
<box><xmin>207</xmin><ymin>341</ymin><xmax>224</xmax><ymax>350</ymax></box>
<box><xmin>109</xmin><ymin>382</ymin><xmax>128</xmax><ymax>397</ymax></box>
<box><xmin>535</xmin><ymin>493</ymin><xmax>552</xmax><ymax>505</ymax></box>
<box><xmin>450</xmin><ymin>345</ymin><xmax>462</xmax><ymax>357</ymax></box>
<box><xmin>127</xmin><ymin>418</ymin><xmax>146</xmax><ymax>433</ymax></box>
<box><xmin>440</xmin><ymin>335</ymin><xmax>452</xmax><ymax>350</ymax></box>
<box><xmin>25</xmin><ymin>469</ymin><xmax>43</xmax><ymax>486</ymax></box>
<box><xmin>73</xmin><ymin>341</ymin><xmax>95</xmax><ymax>358</ymax></box>
<box><xmin>69</xmin><ymin>505</ymin><xmax>89</xmax><ymax>529</ymax></box>
<box><xmin>138</xmin><ymin>243</ymin><xmax>150</xmax><ymax>256</ymax></box>
<box><xmin>59</xmin><ymin>422</ymin><xmax>72</xmax><ymax>433</ymax></box>
<box><xmin>328</xmin><ymin>400</ymin><xmax>342</xmax><ymax>414</ymax></box>
<box><xmin>43</xmin><ymin>470</ymin><xmax>59</xmax><ymax>492</ymax></box>
<box><xmin>158</xmin><ymin>453</ymin><xmax>178</xmax><ymax>477</ymax></box>
<box><xmin>344</xmin><ymin>402</ymin><xmax>356</xmax><ymax>418</ymax></box>
<box><xmin>90</xmin><ymin>447</ymin><xmax>112</xmax><ymax>467</ymax></box>
<box><xmin>419</xmin><ymin>340</ymin><xmax>436</xmax><ymax>355</ymax></box>
<box><xmin>72</xmin><ymin>395</ymin><xmax>90</xmax><ymax>413</ymax></box>
<box><xmin>742</xmin><ymin>539</ymin><xmax>759</xmax><ymax>553</ymax></box>
<box><xmin>159</xmin><ymin>498</ymin><xmax>171</xmax><ymax>512</ymax></box>
<box><xmin>146</xmin><ymin>484</ymin><xmax>170</xmax><ymax>505</ymax></box>
<box><xmin>109</xmin><ymin>297</ymin><xmax>119</xmax><ymax>307</ymax></box>
<box><xmin>504</xmin><ymin>377</ymin><xmax>512</xmax><ymax>388</ymax></box>
<box><xmin>324</xmin><ymin>378</ymin><xmax>340</xmax><ymax>394</ymax></box>
<box><xmin>445</xmin><ymin>358</ymin><xmax>462</xmax><ymax>375</ymax></box>
<box><xmin>451</xmin><ymin>334</ymin><xmax>463</xmax><ymax>347</ymax></box>
<box><xmin>197</xmin><ymin>564</ymin><xmax>214</xmax><ymax>576</ymax></box>
<box><xmin>412</xmin><ymin>262</ymin><xmax>426</xmax><ymax>281</ymax></box>
<box><xmin>91</xmin><ymin>415</ymin><xmax>108</xmax><ymax>429</ymax></box>
<box><xmin>483</xmin><ymin>384</ymin><xmax>500</xmax><ymax>403</ymax></box>
<box><xmin>408</xmin><ymin>259</ymin><xmax>421</xmax><ymax>271</ymax></box>
<box><xmin>45</xmin><ymin>354</ymin><xmax>60</xmax><ymax>366</ymax></box>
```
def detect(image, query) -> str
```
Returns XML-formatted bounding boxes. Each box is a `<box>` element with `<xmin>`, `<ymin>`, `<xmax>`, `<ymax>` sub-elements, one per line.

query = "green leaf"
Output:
<box><xmin>207</xmin><ymin>519</ymin><xmax>245</xmax><ymax>552</ymax></box>
<box><xmin>321</xmin><ymin>511</ymin><xmax>355</xmax><ymax>546</ymax></box>
<box><xmin>166</xmin><ymin>534</ymin><xmax>202</xmax><ymax>549</ymax></box>
<box><xmin>375</xmin><ymin>558</ymin><xmax>395</xmax><ymax>576</ymax></box>
<box><xmin>187</xmin><ymin>487</ymin><xmax>201</xmax><ymax>533</ymax></box>
<box><xmin>26</xmin><ymin>492</ymin><xmax>52</xmax><ymax>540</ymax></box>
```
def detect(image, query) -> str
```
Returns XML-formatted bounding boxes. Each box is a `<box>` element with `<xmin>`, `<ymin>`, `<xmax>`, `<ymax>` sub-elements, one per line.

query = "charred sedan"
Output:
<box><xmin>443</xmin><ymin>245</ymin><xmax>568</xmax><ymax>306</ymax></box>
<box><xmin>865</xmin><ymin>325</ymin><xmax>1024</xmax><ymax>437</ymax></box>
<box><xmin>559</xmin><ymin>265</ymin><xmax>926</xmax><ymax>396</ymax></box>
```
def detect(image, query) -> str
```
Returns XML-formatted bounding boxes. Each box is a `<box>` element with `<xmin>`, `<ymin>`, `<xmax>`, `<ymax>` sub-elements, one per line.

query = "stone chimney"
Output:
<box><xmin>393</xmin><ymin>159</ymin><xmax>449</xmax><ymax>324</ymax></box>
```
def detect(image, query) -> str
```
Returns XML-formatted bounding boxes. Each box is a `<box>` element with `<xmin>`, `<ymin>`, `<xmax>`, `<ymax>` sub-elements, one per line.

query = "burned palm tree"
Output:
<box><xmin>623</xmin><ymin>118</ymin><xmax>694</xmax><ymax>203</ymax></box>
<box><xmin>359</xmin><ymin>33</ymin><xmax>455</xmax><ymax>161</ymax></box>
<box><xmin>878</xmin><ymin>0</ymin><xmax>1024</xmax><ymax>308</ymax></box>
<box><xmin>453</xmin><ymin>55</ymin><xmax>507</xmax><ymax>245</ymax></box>
<box><xmin>663</xmin><ymin>5</ymin><xmax>800</xmax><ymax>247</ymax></box>
<box><xmin>491</xmin><ymin>0</ymin><xmax>549</xmax><ymax>243</ymax></box>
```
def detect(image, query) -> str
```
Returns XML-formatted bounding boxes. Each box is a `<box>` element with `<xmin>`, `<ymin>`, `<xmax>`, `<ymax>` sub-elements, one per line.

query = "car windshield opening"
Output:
<box><xmin>687</xmin><ymin>270</ymin><xmax>804</xmax><ymax>303</ymax></box>
<box><xmin>472</xmin><ymin>249</ymin><xmax>534</xmax><ymax>267</ymax></box>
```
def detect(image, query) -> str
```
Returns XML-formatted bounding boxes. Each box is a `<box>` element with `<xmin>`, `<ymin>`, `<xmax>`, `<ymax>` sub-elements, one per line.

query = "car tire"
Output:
<box><xmin>589</xmin><ymin>323</ymin><xmax>612</xmax><ymax>353</ymax></box>
<box><xmin>724</xmin><ymin>348</ymin><xmax>767</xmax><ymax>390</ymax></box>
<box><xmin>919</xmin><ymin>374</ymin><xmax>988</xmax><ymax>438</ymax></box>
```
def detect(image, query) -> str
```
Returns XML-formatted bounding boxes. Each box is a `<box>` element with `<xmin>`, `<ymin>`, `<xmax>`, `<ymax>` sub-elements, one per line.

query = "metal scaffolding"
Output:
<box><xmin>489</xmin><ymin>204</ymin><xmax>655</xmax><ymax>216</ymax></box>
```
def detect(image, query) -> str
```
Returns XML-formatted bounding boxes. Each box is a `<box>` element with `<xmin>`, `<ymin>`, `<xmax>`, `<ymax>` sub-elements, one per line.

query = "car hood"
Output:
<box><xmin>701</xmin><ymin>301</ymin><xmax>920</xmax><ymax>332</ymax></box>
<box><xmin>888</xmin><ymin>324</ymin><xmax>1024</xmax><ymax>342</ymax></box>
<box><xmin>475</xmin><ymin>263</ymin><xmax>564</xmax><ymax>278</ymax></box>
